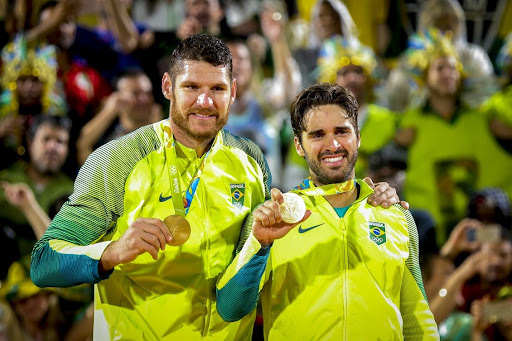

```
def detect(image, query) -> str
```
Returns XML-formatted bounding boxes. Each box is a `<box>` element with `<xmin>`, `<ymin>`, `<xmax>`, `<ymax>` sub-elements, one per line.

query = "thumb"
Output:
<box><xmin>363</xmin><ymin>177</ymin><xmax>375</xmax><ymax>189</ymax></box>
<box><xmin>270</xmin><ymin>188</ymin><xmax>284</xmax><ymax>204</ymax></box>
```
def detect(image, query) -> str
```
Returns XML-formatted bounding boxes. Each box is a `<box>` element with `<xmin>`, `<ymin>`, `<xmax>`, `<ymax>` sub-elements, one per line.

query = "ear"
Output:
<box><xmin>230</xmin><ymin>79</ymin><xmax>237</xmax><ymax>104</ymax></box>
<box><xmin>294</xmin><ymin>136</ymin><xmax>305</xmax><ymax>157</ymax></box>
<box><xmin>357</xmin><ymin>132</ymin><xmax>361</xmax><ymax>149</ymax></box>
<box><xmin>162</xmin><ymin>72</ymin><xmax>172</xmax><ymax>100</ymax></box>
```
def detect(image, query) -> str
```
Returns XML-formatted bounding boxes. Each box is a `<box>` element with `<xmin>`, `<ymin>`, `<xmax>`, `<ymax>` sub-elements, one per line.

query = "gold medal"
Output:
<box><xmin>163</xmin><ymin>215</ymin><xmax>191</xmax><ymax>246</ymax></box>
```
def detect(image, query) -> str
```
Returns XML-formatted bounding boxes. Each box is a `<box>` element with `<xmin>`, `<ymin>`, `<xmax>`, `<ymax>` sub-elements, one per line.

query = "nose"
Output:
<box><xmin>44</xmin><ymin>138</ymin><xmax>60</xmax><ymax>151</ymax></box>
<box><xmin>196</xmin><ymin>91</ymin><xmax>213</xmax><ymax>108</ymax></box>
<box><xmin>325</xmin><ymin>134</ymin><xmax>341</xmax><ymax>151</ymax></box>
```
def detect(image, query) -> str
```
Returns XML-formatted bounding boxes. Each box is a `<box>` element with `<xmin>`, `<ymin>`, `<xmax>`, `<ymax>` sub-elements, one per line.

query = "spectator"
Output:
<box><xmin>225</xmin><ymin>39</ymin><xmax>282</xmax><ymax>187</ymax></box>
<box><xmin>0</xmin><ymin>256</ymin><xmax>93</xmax><ymax>341</ymax></box>
<box><xmin>0</xmin><ymin>34</ymin><xmax>66</xmax><ymax>166</ymax></box>
<box><xmin>225</xmin><ymin>4</ymin><xmax>302</xmax><ymax>188</ymax></box>
<box><xmin>35</xmin><ymin>0</ymin><xmax>113</xmax><ymax>120</ymax></box>
<box><xmin>94</xmin><ymin>0</ymin><xmax>162</xmax><ymax>103</ymax></box>
<box><xmin>0</xmin><ymin>115</ymin><xmax>73</xmax><ymax>278</ymax></box>
<box><xmin>394</xmin><ymin>31</ymin><xmax>512</xmax><ymax>244</ymax></box>
<box><xmin>292</xmin><ymin>0</ymin><xmax>359</xmax><ymax>88</ymax></box>
<box><xmin>482</xmin><ymin>32</ymin><xmax>512</xmax><ymax>154</ymax></box>
<box><xmin>383</xmin><ymin>0</ymin><xmax>496</xmax><ymax>112</ymax></box>
<box><xmin>0</xmin><ymin>257</ymin><xmax>67</xmax><ymax>340</ymax></box>
<box><xmin>76</xmin><ymin>68</ymin><xmax>163</xmax><ymax>165</ymax></box>
<box><xmin>461</xmin><ymin>231</ymin><xmax>512</xmax><ymax>313</ymax></box>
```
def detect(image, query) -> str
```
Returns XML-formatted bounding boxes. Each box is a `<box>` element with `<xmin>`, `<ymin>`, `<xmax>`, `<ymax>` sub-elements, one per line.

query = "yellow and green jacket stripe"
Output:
<box><xmin>31</xmin><ymin>120</ymin><xmax>271</xmax><ymax>340</ymax></box>
<box><xmin>217</xmin><ymin>180</ymin><xmax>439</xmax><ymax>340</ymax></box>
<box><xmin>400</xmin><ymin>104</ymin><xmax>512</xmax><ymax>244</ymax></box>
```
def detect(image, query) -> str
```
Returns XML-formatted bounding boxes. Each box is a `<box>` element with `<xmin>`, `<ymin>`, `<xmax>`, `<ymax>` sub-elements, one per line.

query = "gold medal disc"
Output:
<box><xmin>163</xmin><ymin>215</ymin><xmax>191</xmax><ymax>246</ymax></box>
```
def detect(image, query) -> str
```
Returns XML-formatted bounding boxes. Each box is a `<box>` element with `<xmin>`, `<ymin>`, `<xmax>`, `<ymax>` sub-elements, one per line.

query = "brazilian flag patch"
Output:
<box><xmin>230</xmin><ymin>183</ymin><xmax>245</xmax><ymax>209</ymax></box>
<box><xmin>369</xmin><ymin>221</ymin><xmax>386</xmax><ymax>245</ymax></box>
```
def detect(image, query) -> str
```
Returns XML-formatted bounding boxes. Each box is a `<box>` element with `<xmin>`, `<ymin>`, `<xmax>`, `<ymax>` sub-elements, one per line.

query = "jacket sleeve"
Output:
<box><xmin>399</xmin><ymin>207</ymin><xmax>440</xmax><ymax>340</ymax></box>
<box><xmin>216</xmin><ymin>206</ymin><xmax>271</xmax><ymax>322</ymax></box>
<box><xmin>30</xmin><ymin>132</ymin><xmax>155</xmax><ymax>287</ymax></box>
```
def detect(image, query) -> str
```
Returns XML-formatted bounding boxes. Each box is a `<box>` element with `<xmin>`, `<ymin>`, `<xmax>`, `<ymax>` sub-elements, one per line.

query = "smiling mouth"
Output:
<box><xmin>190</xmin><ymin>113</ymin><xmax>215</xmax><ymax>119</ymax></box>
<box><xmin>323</xmin><ymin>155</ymin><xmax>345</xmax><ymax>164</ymax></box>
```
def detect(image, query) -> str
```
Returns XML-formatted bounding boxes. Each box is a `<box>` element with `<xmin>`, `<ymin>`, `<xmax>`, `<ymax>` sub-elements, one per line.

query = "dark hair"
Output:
<box><xmin>38</xmin><ymin>1</ymin><xmax>59</xmax><ymax>17</ymax></box>
<box><xmin>290</xmin><ymin>83</ymin><xmax>359</xmax><ymax>142</ymax></box>
<box><xmin>168</xmin><ymin>33</ymin><xmax>232</xmax><ymax>84</ymax></box>
<box><xmin>113</xmin><ymin>67</ymin><xmax>147</xmax><ymax>90</ymax></box>
<box><xmin>28</xmin><ymin>115</ymin><xmax>72</xmax><ymax>140</ymax></box>
<box><xmin>467</xmin><ymin>188</ymin><xmax>511</xmax><ymax>230</ymax></box>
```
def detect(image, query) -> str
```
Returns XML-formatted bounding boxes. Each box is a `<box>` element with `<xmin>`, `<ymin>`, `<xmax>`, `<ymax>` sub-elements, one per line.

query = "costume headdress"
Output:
<box><xmin>0</xmin><ymin>34</ymin><xmax>62</xmax><ymax>117</ymax></box>
<box><xmin>316</xmin><ymin>36</ymin><xmax>377</xmax><ymax>84</ymax></box>
<box><xmin>404</xmin><ymin>28</ymin><xmax>463</xmax><ymax>84</ymax></box>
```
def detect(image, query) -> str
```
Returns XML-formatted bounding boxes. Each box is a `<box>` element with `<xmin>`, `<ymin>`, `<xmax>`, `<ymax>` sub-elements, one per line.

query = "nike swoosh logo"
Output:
<box><xmin>298</xmin><ymin>223</ymin><xmax>324</xmax><ymax>234</ymax></box>
<box><xmin>159</xmin><ymin>193</ymin><xmax>172</xmax><ymax>202</ymax></box>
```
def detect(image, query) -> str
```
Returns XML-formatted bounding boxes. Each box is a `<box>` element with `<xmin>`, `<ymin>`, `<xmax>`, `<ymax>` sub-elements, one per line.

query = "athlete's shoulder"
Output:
<box><xmin>90</xmin><ymin>124</ymin><xmax>160</xmax><ymax>161</ymax></box>
<box><xmin>221</xmin><ymin>129</ymin><xmax>265</xmax><ymax>159</ymax></box>
<box><xmin>79</xmin><ymin>123</ymin><xmax>161</xmax><ymax>183</ymax></box>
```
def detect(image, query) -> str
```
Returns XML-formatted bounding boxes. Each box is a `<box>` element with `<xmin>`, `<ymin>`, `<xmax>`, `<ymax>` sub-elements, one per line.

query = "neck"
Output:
<box><xmin>428</xmin><ymin>93</ymin><xmax>457</xmax><ymax>120</ymax></box>
<box><xmin>170</xmin><ymin>120</ymin><xmax>214</xmax><ymax>157</ymax></box>
<box><xmin>324</xmin><ymin>186</ymin><xmax>358</xmax><ymax>208</ymax></box>
<box><xmin>27</xmin><ymin>164</ymin><xmax>51</xmax><ymax>187</ymax></box>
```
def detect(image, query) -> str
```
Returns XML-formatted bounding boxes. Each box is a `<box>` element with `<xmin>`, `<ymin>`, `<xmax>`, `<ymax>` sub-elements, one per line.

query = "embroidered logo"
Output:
<box><xmin>230</xmin><ymin>183</ymin><xmax>245</xmax><ymax>209</ymax></box>
<box><xmin>369</xmin><ymin>221</ymin><xmax>386</xmax><ymax>245</ymax></box>
<box><xmin>159</xmin><ymin>193</ymin><xmax>172</xmax><ymax>202</ymax></box>
<box><xmin>298</xmin><ymin>223</ymin><xmax>324</xmax><ymax>234</ymax></box>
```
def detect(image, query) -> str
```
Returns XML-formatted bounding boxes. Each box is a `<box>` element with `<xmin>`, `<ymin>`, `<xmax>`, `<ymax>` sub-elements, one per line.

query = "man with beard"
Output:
<box><xmin>216</xmin><ymin>83</ymin><xmax>439</xmax><ymax>340</ymax></box>
<box><xmin>0</xmin><ymin>115</ymin><xmax>73</xmax><ymax>279</ymax></box>
<box><xmin>31</xmin><ymin>35</ymin><xmax>402</xmax><ymax>340</ymax></box>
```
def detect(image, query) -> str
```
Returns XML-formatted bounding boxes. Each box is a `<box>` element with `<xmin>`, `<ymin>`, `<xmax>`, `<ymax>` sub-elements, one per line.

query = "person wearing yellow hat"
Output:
<box><xmin>395</xmin><ymin>29</ymin><xmax>512</xmax><ymax>245</ymax></box>
<box><xmin>0</xmin><ymin>257</ymin><xmax>64</xmax><ymax>341</ymax></box>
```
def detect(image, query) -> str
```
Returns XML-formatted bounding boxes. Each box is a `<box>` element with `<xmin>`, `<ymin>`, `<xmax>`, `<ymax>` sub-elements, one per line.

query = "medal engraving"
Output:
<box><xmin>280</xmin><ymin>193</ymin><xmax>306</xmax><ymax>224</ymax></box>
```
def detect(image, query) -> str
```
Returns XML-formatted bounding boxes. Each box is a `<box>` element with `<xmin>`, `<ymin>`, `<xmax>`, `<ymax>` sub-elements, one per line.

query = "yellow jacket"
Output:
<box><xmin>31</xmin><ymin>120</ymin><xmax>271</xmax><ymax>340</ymax></box>
<box><xmin>217</xmin><ymin>180</ymin><xmax>439</xmax><ymax>340</ymax></box>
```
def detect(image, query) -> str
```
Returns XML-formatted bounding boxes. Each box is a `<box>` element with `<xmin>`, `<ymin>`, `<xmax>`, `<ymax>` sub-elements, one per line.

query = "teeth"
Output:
<box><xmin>194</xmin><ymin>113</ymin><xmax>212</xmax><ymax>118</ymax></box>
<box><xmin>324</xmin><ymin>156</ymin><xmax>343</xmax><ymax>162</ymax></box>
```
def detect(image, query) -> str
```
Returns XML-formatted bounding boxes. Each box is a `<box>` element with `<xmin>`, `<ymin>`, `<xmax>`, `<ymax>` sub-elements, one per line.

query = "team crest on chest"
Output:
<box><xmin>230</xmin><ymin>183</ymin><xmax>245</xmax><ymax>209</ymax></box>
<box><xmin>369</xmin><ymin>221</ymin><xmax>386</xmax><ymax>245</ymax></box>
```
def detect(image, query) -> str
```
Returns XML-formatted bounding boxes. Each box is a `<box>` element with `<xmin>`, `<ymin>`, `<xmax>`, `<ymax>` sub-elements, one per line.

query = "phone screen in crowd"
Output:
<box><xmin>466</xmin><ymin>224</ymin><xmax>501</xmax><ymax>243</ymax></box>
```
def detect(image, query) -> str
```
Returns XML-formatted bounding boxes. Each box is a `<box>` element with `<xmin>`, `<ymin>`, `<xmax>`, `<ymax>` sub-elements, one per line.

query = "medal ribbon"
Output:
<box><xmin>163</xmin><ymin>124</ymin><xmax>211</xmax><ymax>216</ymax></box>
<box><xmin>290</xmin><ymin>178</ymin><xmax>356</xmax><ymax>197</ymax></box>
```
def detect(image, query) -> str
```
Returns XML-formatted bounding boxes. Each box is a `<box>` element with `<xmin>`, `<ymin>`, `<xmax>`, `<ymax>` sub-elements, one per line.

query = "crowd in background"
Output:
<box><xmin>0</xmin><ymin>0</ymin><xmax>511</xmax><ymax>340</ymax></box>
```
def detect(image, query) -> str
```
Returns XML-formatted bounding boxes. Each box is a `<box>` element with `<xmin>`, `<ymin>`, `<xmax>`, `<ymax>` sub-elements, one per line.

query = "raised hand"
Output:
<box><xmin>1</xmin><ymin>181</ymin><xmax>36</xmax><ymax>209</ymax></box>
<box><xmin>440</xmin><ymin>218</ymin><xmax>483</xmax><ymax>259</ymax></box>
<box><xmin>252</xmin><ymin>188</ymin><xmax>311</xmax><ymax>247</ymax></box>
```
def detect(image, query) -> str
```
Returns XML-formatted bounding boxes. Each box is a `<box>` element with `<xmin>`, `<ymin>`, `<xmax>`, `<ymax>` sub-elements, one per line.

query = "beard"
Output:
<box><xmin>170</xmin><ymin>92</ymin><xmax>230</xmax><ymax>142</ymax></box>
<box><xmin>304</xmin><ymin>148</ymin><xmax>358</xmax><ymax>186</ymax></box>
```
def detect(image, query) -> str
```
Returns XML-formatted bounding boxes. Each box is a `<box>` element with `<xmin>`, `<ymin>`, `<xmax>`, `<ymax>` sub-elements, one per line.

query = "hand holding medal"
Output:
<box><xmin>252</xmin><ymin>188</ymin><xmax>311</xmax><ymax>247</ymax></box>
<box><xmin>163</xmin><ymin>215</ymin><xmax>191</xmax><ymax>246</ymax></box>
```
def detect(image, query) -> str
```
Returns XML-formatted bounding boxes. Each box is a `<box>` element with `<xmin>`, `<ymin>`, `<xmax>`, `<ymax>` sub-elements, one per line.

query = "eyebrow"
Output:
<box><xmin>306</xmin><ymin>125</ymin><xmax>351</xmax><ymax>135</ymax></box>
